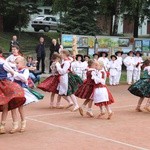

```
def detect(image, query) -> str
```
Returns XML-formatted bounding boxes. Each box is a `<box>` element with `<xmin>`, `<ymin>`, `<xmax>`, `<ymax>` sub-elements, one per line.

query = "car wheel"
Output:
<box><xmin>44</xmin><ymin>26</ymin><xmax>50</xmax><ymax>32</ymax></box>
<box><xmin>34</xmin><ymin>28</ymin><xmax>39</xmax><ymax>32</ymax></box>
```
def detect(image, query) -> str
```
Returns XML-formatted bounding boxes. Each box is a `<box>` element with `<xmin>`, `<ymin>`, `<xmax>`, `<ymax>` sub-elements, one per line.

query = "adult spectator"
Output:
<box><xmin>49</xmin><ymin>39</ymin><xmax>60</xmax><ymax>72</ymax></box>
<box><xmin>35</xmin><ymin>37</ymin><xmax>46</xmax><ymax>73</ymax></box>
<box><xmin>9</xmin><ymin>35</ymin><xmax>19</xmax><ymax>52</ymax></box>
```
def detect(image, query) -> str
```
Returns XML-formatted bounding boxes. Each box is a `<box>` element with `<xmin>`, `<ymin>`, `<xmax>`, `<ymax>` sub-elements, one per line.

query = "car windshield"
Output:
<box><xmin>35</xmin><ymin>16</ymin><xmax>45</xmax><ymax>20</ymax></box>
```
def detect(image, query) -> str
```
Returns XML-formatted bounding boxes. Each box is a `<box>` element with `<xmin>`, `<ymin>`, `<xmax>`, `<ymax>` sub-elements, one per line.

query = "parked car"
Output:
<box><xmin>31</xmin><ymin>15</ymin><xmax>60</xmax><ymax>32</ymax></box>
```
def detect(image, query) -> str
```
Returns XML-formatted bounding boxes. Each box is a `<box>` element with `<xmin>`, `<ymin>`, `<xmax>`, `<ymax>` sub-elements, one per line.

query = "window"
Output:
<box><xmin>44</xmin><ymin>17</ymin><xmax>51</xmax><ymax>21</ymax></box>
<box><xmin>51</xmin><ymin>17</ymin><xmax>56</xmax><ymax>22</ymax></box>
<box><xmin>44</xmin><ymin>9</ymin><xmax>51</xmax><ymax>15</ymax></box>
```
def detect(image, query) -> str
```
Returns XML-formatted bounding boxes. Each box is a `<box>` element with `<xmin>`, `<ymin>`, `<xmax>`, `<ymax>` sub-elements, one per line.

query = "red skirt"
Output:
<box><xmin>38</xmin><ymin>75</ymin><xmax>59</xmax><ymax>93</ymax></box>
<box><xmin>75</xmin><ymin>81</ymin><xmax>95</xmax><ymax>99</ymax></box>
<box><xmin>95</xmin><ymin>87</ymin><xmax>115</xmax><ymax>107</ymax></box>
<box><xmin>0</xmin><ymin>79</ymin><xmax>26</xmax><ymax>111</ymax></box>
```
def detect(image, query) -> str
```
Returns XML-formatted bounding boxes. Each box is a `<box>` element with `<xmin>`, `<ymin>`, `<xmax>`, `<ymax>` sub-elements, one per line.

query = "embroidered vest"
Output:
<box><xmin>14</xmin><ymin>69</ymin><xmax>28</xmax><ymax>88</ymax></box>
<box><xmin>0</xmin><ymin>64</ymin><xmax>8</xmax><ymax>79</ymax></box>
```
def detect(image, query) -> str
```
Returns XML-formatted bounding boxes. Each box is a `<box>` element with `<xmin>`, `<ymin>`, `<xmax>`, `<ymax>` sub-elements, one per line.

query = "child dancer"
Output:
<box><xmin>82</xmin><ymin>55</ymin><xmax>90</xmax><ymax>80</ymax></box>
<box><xmin>71</xmin><ymin>54</ymin><xmax>84</xmax><ymax>79</ymax></box>
<box><xmin>10</xmin><ymin>56</ymin><xmax>43</xmax><ymax>133</ymax></box>
<box><xmin>93</xmin><ymin>53</ymin><xmax>99</xmax><ymax>61</ymax></box>
<box><xmin>6</xmin><ymin>45</ymin><xmax>22</xmax><ymax>70</ymax></box>
<box><xmin>38</xmin><ymin>53</ymin><xmax>63</xmax><ymax>109</ymax></box>
<box><xmin>98</xmin><ymin>52</ymin><xmax>110</xmax><ymax>72</ymax></box>
<box><xmin>128</xmin><ymin>59</ymin><xmax>150</xmax><ymax>112</ymax></box>
<box><xmin>56</xmin><ymin>50</ymin><xmax>83</xmax><ymax>111</ymax></box>
<box><xmin>98</xmin><ymin>52</ymin><xmax>110</xmax><ymax>83</ymax></box>
<box><xmin>124</xmin><ymin>51</ymin><xmax>136</xmax><ymax>85</ymax></box>
<box><xmin>92</xmin><ymin>61</ymin><xmax>114</xmax><ymax>119</ymax></box>
<box><xmin>115</xmin><ymin>51</ymin><xmax>123</xmax><ymax>85</ymax></box>
<box><xmin>133</xmin><ymin>51</ymin><xmax>143</xmax><ymax>83</ymax></box>
<box><xmin>109</xmin><ymin>55</ymin><xmax>118</xmax><ymax>86</ymax></box>
<box><xmin>0</xmin><ymin>50</ymin><xmax>25</xmax><ymax>134</ymax></box>
<box><xmin>75</xmin><ymin>60</ymin><xmax>97</xmax><ymax>117</ymax></box>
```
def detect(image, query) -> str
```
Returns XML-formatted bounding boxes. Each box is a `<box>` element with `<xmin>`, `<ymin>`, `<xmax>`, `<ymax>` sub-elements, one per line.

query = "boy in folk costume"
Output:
<box><xmin>123</xmin><ymin>51</ymin><xmax>136</xmax><ymax>85</ymax></box>
<box><xmin>133</xmin><ymin>51</ymin><xmax>143</xmax><ymax>83</ymax></box>
<box><xmin>82</xmin><ymin>55</ymin><xmax>90</xmax><ymax>80</ymax></box>
<box><xmin>56</xmin><ymin>50</ymin><xmax>83</xmax><ymax>111</ymax></box>
<box><xmin>109</xmin><ymin>55</ymin><xmax>118</xmax><ymax>86</ymax></box>
<box><xmin>115</xmin><ymin>51</ymin><xmax>123</xmax><ymax>85</ymax></box>
<box><xmin>93</xmin><ymin>53</ymin><xmax>99</xmax><ymax>61</ymax></box>
<box><xmin>71</xmin><ymin>54</ymin><xmax>84</xmax><ymax>79</ymax></box>
<box><xmin>98</xmin><ymin>52</ymin><xmax>110</xmax><ymax>71</ymax></box>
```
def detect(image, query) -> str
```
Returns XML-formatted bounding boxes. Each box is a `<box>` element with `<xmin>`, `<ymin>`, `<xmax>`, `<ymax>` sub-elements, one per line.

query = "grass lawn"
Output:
<box><xmin>0</xmin><ymin>31</ymin><xmax>59</xmax><ymax>54</ymax></box>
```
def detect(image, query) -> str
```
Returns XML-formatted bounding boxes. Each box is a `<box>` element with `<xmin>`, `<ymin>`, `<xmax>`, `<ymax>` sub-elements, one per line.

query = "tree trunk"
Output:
<box><xmin>18</xmin><ymin>0</ymin><xmax>21</xmax><ymax>39</ymax></box>
<box><xmin>0</xmin><ymin>15</ymin><xmax>3</xmax><ymax>32</ymax></box>
<box><xmin>133</xmin><ymin>0</ymin><xmax>140</xmax><ymax>38</ymax></box>
<box><xmin>110</xmin><ymin>15</ymin><xmax>113</xmax><ymax>35</ymax></box>
<box><xmin>133</xmin><ymin>15</ymin><xmax>139</xmax><ymax>38</ymax></box>
<box><xmin>112</xmin><ymin>0</ymin><xmax>122</xmax><ymax>35</ymax></box>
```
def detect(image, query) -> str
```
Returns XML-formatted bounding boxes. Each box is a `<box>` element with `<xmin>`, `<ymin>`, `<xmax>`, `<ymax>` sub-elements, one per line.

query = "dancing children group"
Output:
<box><xmin>0</xmin><ymin>43</ymin><xmax>150</xmax><ymax>135</ymax></box>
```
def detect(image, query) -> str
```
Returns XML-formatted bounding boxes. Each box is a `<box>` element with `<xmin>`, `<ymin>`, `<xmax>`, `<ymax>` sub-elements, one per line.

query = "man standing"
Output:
<box><xmin>9</xmin><ymin>35</ymin><xmax>19</xmax><ymax>52</ymax></box>
<box><xmin>49</xmin><ymin>39</ymin><xmax>60</xmax><ymax>72</ymax></box>
<box><xmin>35</xmin><ymin>37</ymin><xmax>46</xmax><ymax>73</ymax></box>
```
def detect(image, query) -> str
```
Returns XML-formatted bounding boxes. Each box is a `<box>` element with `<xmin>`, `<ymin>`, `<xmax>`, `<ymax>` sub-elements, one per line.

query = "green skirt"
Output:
<box><xmin>27</xmin><ymin>87</ymin><xmax>44</xmax><ymax>99</ymax></box>
<box><xmin>67</xmin><ymin>72</ymin><xmax>83</xmax><ymax>96</ymax></box>
<box><xmin>128</xmin><ymin>78</ymin><xmax>150</xmax><ymax>98</ymax></box>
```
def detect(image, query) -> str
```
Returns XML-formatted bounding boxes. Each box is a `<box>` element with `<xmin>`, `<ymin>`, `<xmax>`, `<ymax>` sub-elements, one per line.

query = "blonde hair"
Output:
<box><xmin>88</xmin><ymin>59</ymin><xmax>95</xmax><ymax>67</ymax></box>
<box><xmin>15</xmin><ymin>56</ymin><xmax>27</xmax><ymax>66</ymax></box>
<box><xmin>51</xmin><ymin>52</ymin><xmax>61</xmax><ymax>61</ymax></box>
<box><xmin>98</xmin><ymin>61</ymin><xmax>104</xmax><ymax>67</ymax></box>
<box><xmin>60</xmin><ymin>50</ymin><xmax>70</xmax><ymax>57</ymax></box>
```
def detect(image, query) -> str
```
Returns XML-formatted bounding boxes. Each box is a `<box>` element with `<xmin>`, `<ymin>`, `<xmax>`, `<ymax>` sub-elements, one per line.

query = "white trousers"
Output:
<box><xmin>127</xmin><ymin>70</ymin><xmax>134</xmax><ymax>84</ymax></box>
<box><xmin>109</xmin><ymin>75</ymin><xmax>117</xmax><ymax>85</ymax></box>
<box><xmin>133</xmin><ymin>69</ymin><xmax>141</xmax><ymax>82</ymax></box>
<box><xmin>116</xmin><ymin>70</ymin><xmax>121</xmax><ymax>84</ymax></box>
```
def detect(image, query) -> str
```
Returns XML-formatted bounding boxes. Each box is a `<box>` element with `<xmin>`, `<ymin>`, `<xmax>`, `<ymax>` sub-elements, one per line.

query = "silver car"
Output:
<box><xmin>31</xmin><ymin>15</ymin><xmax>60</xmax><ymax>32</ymax></box>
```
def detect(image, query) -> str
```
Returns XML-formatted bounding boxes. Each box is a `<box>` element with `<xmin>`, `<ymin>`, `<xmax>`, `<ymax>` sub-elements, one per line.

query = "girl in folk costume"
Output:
<box><xmin>6</xmin><ymin>45</ymin><xmax>22</xmax><ymax>70</ymax></box>
<box><xmin>123</xmin><ymin>51</ymin><xmax>136</xmax><ymax>85</ymax></box>
<box><xmin>56</xmin><ymin>50</ymin><xmax>83</xmax><ymax>111</ymax></box>
<box><xmin>133</xmin><ymin>51</ymin><xmax>143</xmax><ymax>83</ymax></box>
<box><xmin>92</xmin><ymin>61</ymin><xmax>114</xmax><ymax>119</ymax></box>
<box><xmin>128</xmin><ymin>59</ymin><xmax>150</xmax><ymax>112</ymax></box>
<box><xmin>75</xmin><ymin>60</ymin><xmax>98</xmax><ymax>117</ymax></box>
<box><xmin>0</xmin><ymin>50</ymin><xmax>25</xmax><ymax>134</ymax></box>
<box><xmin>109</xmin><ymin>55</ymin><xmax>118</xmax><ymax>86</ymax></box>
<box><xmin>115</xmin><ymin>51</ymin><xmax>123</xmax><ymax>85</ymax></box>
<box><xmin>10</xmin><ymin>57</ymin><xmax>44</xmax><ymax>133</ymax></box>
<box><xmin>82</xmin><ymin>55</ymin><xmax>90</xmax><ymax>80</ymax></box>
<box><xmin>38</xmin><ymin>53</ymin><xmax>64</xmax><ymax>109</ymax></box>
<box><xmin>71</xmin><ymin>54</ymin><xmax>85</xmax><ymax>79</ymax></box>
<box><xmin>98</xmin><ymin>52</ymin><xmax>110</xmax><ymax>83</ymax></box>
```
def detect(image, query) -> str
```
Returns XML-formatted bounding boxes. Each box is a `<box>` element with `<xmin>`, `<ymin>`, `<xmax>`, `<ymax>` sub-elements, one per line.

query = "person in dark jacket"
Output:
<box><xmin>49</xmin><ymin>39</ymin><xmax>60</xmax><ymax>73</ymax></box>
<box><xmin>9</xmin><ymin>35</ymin><xmax>19</xmax><ymax>52</ymax></box>
<box><xmin>35</xmin><ymin>37</ymin><xmax>46</xmax><ymax>73</ymax></box>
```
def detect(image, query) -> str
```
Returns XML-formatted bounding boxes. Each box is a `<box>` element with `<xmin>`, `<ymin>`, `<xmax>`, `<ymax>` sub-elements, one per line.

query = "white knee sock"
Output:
<box><xmin>70</xmin><ymin>94</ymin><xmax>79</xmax><ymax>107</ymax></box>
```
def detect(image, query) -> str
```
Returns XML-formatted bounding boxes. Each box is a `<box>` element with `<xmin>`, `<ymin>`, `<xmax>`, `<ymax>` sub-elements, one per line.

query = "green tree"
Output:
<box><xmin>0</xmin><ymin>0</ymin><xmax>39</xmax><ymax>33</ymax></box>
<box><xmin>55</xmin><ymin>0</ymin><xmax>100</xmax><ymax>35</ymax></box>
<box><xmin>121</xmin><ymin>0</ymin><xmax>150</xmax><ymax>37</ymax></box>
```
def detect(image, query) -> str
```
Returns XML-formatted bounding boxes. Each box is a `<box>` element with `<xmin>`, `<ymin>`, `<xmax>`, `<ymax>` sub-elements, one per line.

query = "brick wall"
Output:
<box><xmin>96</xmin><ymin>15</ymin><xmax>112</xmax><ymax>35</ymax></box>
